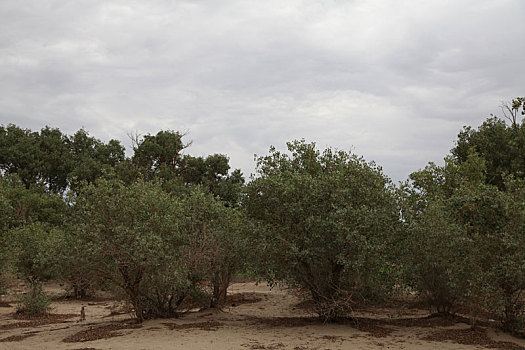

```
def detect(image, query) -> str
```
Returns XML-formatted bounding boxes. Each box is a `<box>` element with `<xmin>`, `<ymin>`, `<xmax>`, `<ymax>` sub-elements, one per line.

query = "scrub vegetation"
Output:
<box><xmin>0</xmin><ymin>98</ymin><xmax>524</xmax><ymax>338</ymax></box>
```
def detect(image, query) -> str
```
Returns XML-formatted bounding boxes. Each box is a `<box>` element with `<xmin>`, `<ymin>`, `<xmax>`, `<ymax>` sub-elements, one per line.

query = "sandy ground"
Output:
<box><xmin>1</xmin><ymin>281</ymin><xmax>525</xmax><ymax>350</ymax></box>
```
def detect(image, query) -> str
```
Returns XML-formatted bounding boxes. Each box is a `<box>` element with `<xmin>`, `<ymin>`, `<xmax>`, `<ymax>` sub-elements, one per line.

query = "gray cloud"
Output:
<box><xmin>1</xmin><ymin>0</ymin><xmax>524</xmax><ymax>182</ymax></box>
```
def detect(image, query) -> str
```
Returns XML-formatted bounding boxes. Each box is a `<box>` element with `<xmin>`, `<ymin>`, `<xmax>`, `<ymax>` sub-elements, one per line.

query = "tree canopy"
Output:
<box><xmin>0</xmin><ymin>125</ymin><xmax>125</xmax><ymax>194</ymax></box>
<box><xmin>452</xmin><ymin>97</ymin><xmax>525</xmax><ymax>189</ymax></box>
<box><xmin>1</xmin><ymin>99</ymin><xmax>524</xmax><ymax>333</ymax></box>
<box><xmin>244</xmin><ymin>140</ymin><xmax>401</xmax><ymax>319</ymax></box>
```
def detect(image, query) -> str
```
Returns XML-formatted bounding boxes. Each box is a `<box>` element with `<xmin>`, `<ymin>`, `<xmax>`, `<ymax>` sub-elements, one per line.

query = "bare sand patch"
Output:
<box><xmin>0</xmin><ymin>281</ymin><xmax>524</xmax><ymax>350</ymax></box>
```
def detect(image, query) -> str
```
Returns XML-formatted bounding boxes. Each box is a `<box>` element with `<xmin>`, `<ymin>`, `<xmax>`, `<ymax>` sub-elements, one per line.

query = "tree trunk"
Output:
<box><xmin>210</xmin><ymin>267</ymin><xmax>233</xmax><ymax>308</ymax></box>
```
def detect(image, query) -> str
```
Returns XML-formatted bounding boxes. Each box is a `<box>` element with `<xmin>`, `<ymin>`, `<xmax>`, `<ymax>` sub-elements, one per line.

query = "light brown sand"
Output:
<box><xmin>0</xmin><ymin>282</ymin><xmax>524</xmax><ymax>350</ymax></box>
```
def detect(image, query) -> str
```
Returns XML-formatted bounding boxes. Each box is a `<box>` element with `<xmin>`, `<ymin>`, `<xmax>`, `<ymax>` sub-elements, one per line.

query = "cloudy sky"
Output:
<box><xmin>1</xmin><ymin>0</ymin><xmax>523</xmax><ymax>182</ymax></box>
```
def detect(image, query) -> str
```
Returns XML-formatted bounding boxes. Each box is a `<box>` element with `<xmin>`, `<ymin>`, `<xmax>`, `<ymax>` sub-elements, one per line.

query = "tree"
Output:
<box><xmin>68</xmin><ymin>129</ymin><xmax>125</xmax><ymax>192</ymax></box>
<box><xmin>0</xmin><ymin>189</ymin><xmax>14</xmax><ymax>288</ymax></box>
<box><xmin>176</xmin><ymin>189</ymin><xmax>249</xmax><ymax>308</ymax></box>
<box><xmin>180</xmin><ymin>154</ymin><xmax>245</xmax><ymax>206</ymax></box>
<box><xmin>0</xmin><ymin>173</ymin><xmax>68</xmax><ymax>295</ymax></box>
<box><xmin>399</xmin><ymin>151</ymin><xmax>488</xmax><ymax>314</ymax></box>
<box><xmin>0</xmin><ymin>174</ymin><xmax>68</xmax><ymax>227</ymax></box>
<box><xmin>72</xmin><ymin>178</ymin><xmax>182</xmax><ymax>322</ymax></box>
<box><xmin>501</xmin><ymin>97</ymin><xmax>525</xmax><ymax>129</ymax></box>
<box><xmin>38</xmin><ymin>126</ymin><xmax>71</xmax><ymax>194</ymax></box>
<box><xmin>0</xmin><ymin>125</ymin><xmax>125</xmax><ymax>194</ymax></box>
<box><xmin>8</xmin><ymin>221</ymin><xmax>62</xmax><ymax>316</ymax></box>
<box><xmin>244</xmin><ymin>140</ymin><xmax>400</xmax><ymax>320</ymax></box>
<box><xmin>131</xmin><ymin>130</ymin><xmax>186</xmax><ymax>182</ymax></box>
<box><xmin>10</xmin><ymin>222</ymin><xmax>62</xmax><ymax>282</ymax></box>
<box><xmin>452</xmin><ymin>97</ymin><xmax>525</xmax><ymax>189</ymax></box>
<box><xmin>0</xmin><ymin>125</ymin><xmax>42</xmax><ymax>189</ymax></box>
<box><xmin>465</xmin><ymin>177</ymin><xmax>525</xmax><ymax>334</ymax></box>
<box><xmin>402</xmin><ymin>149</ymin><xmax>525</xmax><ymax>332</ymax></box>
<box><xmin>496</xmin><ymin>177</ymin><xmax>525</xmax><ymax>333</ymax></box>
<box><xmin>56</xmin><ymin>227</ymin><xmax>102</xmax><ymax>298</ymax></box>
<box><xmin>129</xmin><ymin>131</ymin><xmax>245</xmax><ymax>204</ymax></box>
<box><xmin>71</xmin><ymin>177</ymin><xmax>246</xmax><ymax>321</ymax></box>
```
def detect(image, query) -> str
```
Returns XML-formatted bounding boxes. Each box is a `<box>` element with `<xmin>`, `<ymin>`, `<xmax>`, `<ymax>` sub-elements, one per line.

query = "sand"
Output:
<box><xmin>1</xmin><ymin>281</ymin><xmax>524</xmax><ymax>350</ymax></box>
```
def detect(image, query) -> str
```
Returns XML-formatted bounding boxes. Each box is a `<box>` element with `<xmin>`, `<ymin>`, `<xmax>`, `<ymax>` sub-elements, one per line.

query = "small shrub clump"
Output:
<box><xmin>16</xmin><ymin>280</ymin><xmax>52</xmax><ymax>316</ymax></box>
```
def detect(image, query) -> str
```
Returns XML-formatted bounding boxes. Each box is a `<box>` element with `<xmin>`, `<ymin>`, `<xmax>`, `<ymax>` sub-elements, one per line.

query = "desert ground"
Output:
<box><xmin>1</xmin><ymin>281</ymin><xmax>525</xmax><ymax>350</ymax></box>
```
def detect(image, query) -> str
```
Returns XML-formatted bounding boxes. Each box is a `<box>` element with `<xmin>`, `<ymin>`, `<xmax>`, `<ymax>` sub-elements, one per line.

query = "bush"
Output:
<box><xmin>56</xmin><ymin>228</ymin><xmax>101</xmax><ymax>298</ymax></box>
<box><xmin>475</xmin><ymin>177</ymin><xmax>525</xmax><ymax>334</ymax></box>
<box><xmin>400</xmin><ymin>152</ymin><xmax>488</xmax><ymax>314</ymax></box>
<box><xmin>11</xmin><ymin>222</ymin><xmax>62</xmax><ymax>282</ymax></box>
<box><xmin>138</xmin><ymin>261</ymin><xmax>192</xmax><ymax>318</ymax></box>
<box><xmin>16</xmin><ymin>280</ymin><xmax>52</xmax><ymax>316</ymax></box>
<box><xmin>244</xmin><ymin>140</ymin><xmax>401</xmax><ymax>320</ymax></box>
<box><xmin>72</xmin><ymin>178</ymin><xmax>183</xmax><ymax>322</ymax></box>
<box><xmin>177</xmin><ymin>190</ymin><xmax>249</xmax><ymax>309</ymax></box>
<box><xmin>73</xmin><ymin>178</ymin><xmax>248</xmax><ymax>322</ymax></box>
<box><xmin>404</xmin><ymin>199</ymin><xmax>475</xmax><ymax>314</ymax></box>
<box><xmin>402</xmin><ymin>154</ymin><xmax>525</xmax><ymax>334</ymax></box>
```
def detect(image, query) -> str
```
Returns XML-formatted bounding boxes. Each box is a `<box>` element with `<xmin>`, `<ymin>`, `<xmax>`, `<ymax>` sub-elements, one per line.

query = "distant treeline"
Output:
<box><xmin>0</xmin><ymin>98</ymin><xmax>524</xmax><ymax>334</ymax></box>
<box><xmin>0</xmin><ymin>126</ymin><xmax>244</xmax><ymax>204</ymax></box>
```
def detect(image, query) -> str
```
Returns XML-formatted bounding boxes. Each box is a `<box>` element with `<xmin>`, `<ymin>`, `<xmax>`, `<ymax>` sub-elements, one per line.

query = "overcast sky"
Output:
<box><xmin>1</xmin><ymin>0</ymin><xmax>523</xmax><ymax>183</ymax></box>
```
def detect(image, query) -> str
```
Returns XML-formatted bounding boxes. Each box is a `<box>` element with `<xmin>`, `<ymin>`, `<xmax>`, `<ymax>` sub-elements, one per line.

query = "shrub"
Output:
<box><xmin>11</xmin><ymin>222</ymin><xmax>62</xmax><ymax>282</ymax></box>
<box><xmin>16</xmin><ymin>279</ymin><xmax>52</xmax><ymax>316</ymax></box>
<box><xmin>404</xmin><ymin>199</ymin><xmax>475</xmax><ymax>314</ymax></box>
<box><xmin>73</xmin><ymin>178</ymin><xmax>247</xmax><ymax>322</ymax></box>
<box><xmin>244</xmin><ymin>140</ymin><xmax>401</xmax><ymax>320</ymax></box>
<box><xmin>402</xmin><ymin>153</ymin><xmax>525</xmax><ymax>334</ymax></box>
<box><xmin>72</xmin><ymin>178</ymin><xmax>182</xmax><ymax>322</ymax></box>
<box><xmin>177</xmin><ymin>190</ymin><xmax>249</xmax><ymax>309</ymax></box>
<box><xmin>56</xmin><ymin>228</ymin><xmax>101</xmax><ymax>298</ymax></box>
<box><xmin>474</xmin><ymin>177</ymin><xmax>525</xmax><ymax>334</ymax></box>
<box><xmin>400</xmin><ymin>152</ymin><xmax>488</xmax><ymax>314</ymax></box>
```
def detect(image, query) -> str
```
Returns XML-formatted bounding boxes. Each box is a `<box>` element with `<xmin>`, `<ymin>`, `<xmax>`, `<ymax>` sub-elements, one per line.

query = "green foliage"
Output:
<box><xmin>129</xmin><ymin>130</ymin><xmax>245</xmax><ymax>205</ymax></box>
<box><xmin>473</xmin><ymin>177</ymin><xmax>525</xmax><ymax>334</ymax></box>
<box><xmin>0</xmin><ymin>174</ymin><xmax>68</xmax><ymax>226</ymax></box>
<box><xmin>452</xmin><ymin>98</ymin><xmax>525</xmax><ymax>189</ymax></box>
<box><xmin>0</xmin><ymin>125</ymin><xmax>42</xmax><ymax>189</ymax></box>
<box><xmin>72</xmin><ymin>178</ymin><xmax>182</xmax><ymax>322</ymax></box>
<box><xmin>0</xmin><ymin>194</ymin><xmax>13</xmax><ymax>288</ymax></box>
<box><xmin>139</xmin><ymin>187</ymin><xmax>249</xmax><ymax>313</ymax></box>
<box><xmin>2</xmin><ymin>112</ymin><xmax>523</xmax><ymax>333</ymax></box>
<box><xmin>36</xmin><ymin>126</ymin><xmax>71</xmax><ymax>193</ymax></box>
<box><xmin>72</xmin><ymin>177</ymin><xmax>246</xmax><ymax>321</ymax></box>
<box><xmin>448</xmin><ymin>102</ymin><xmax>525</xmax><ymax>332</ymax></box>
<box><xmin>68</xmin><ymin>129</ymin><xmax>125</xmax><ymax>192</ymax></box>
<box><xmin>56</xmin><ymin>227</ymin><xmax>101</xmax><ymax>298</ymax></box>
<box><xmin>401</xmin><ymin>152</ymin><xmax>489</xmax><ymax>313</ymax></box>
<box><xmin>403</xmin><ymin>149</ymin><xmax>525</xmax><ymax>333</ymax></box>
<box><xmin>0</xmin><ymin>174</ymin><xmax>67</xmax><ymax>290</ymax></box>
<box><xmin>180</xmin><ymin>154</ymin><xmax>245</xmax><ymax>206</ymax></box>
<box><xmin>404</xmin><ymin>197</ymin><xmax>475</xmax><ymax>313</ymax></box>
<box><xmin>0</xmin><ymin>125</ymin><xmax>245</xmax><ymax>313</ymax></box>
<box><xmin>0</xmin><ymin>124</ymin><xmax>125</xmax><ymax>195</ymax></box>
<box><xmin>244</xmin><ymin>140</ymin><xmax>400</xmax><ymax>320</ymax></box>
<box><xmin>10</xmin><ymin>222</ymin><xmax>63</xmax><ymax>282</ymax></box>
<box><xmin>177</xmin><ymin>189</ymin><xmax>249</xmax><ymax>308</ymax></box>
<box><xmin>131</xmin><ymin>130</ymin><xmax>186</xmax><ymax>181</ymax></box>
<box><xmin>16</xmin><ymin>279</ymin><xmax>52</xmax><ymax>316</ymax></box>
<box><xmin>139</xmin><ymin>260</ymin><xmax>192</xmax><ymax>318</ymax></box>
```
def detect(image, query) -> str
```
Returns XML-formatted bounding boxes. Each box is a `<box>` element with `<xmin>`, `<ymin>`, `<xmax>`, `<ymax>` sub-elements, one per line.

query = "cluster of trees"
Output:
<box><xmin>0</xmin><ymin>128</ymin><xmax>245</xmax><ymax>317</ymax></box>
<box><xmin>399</xmin><ymin>97</ymin><xmax>525</xmax><ymax>332</ymax></box>
<box><xmin>0</xmin><ymin>98</ymin><xmax>524</xmax><ymax>335</ymax></box>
